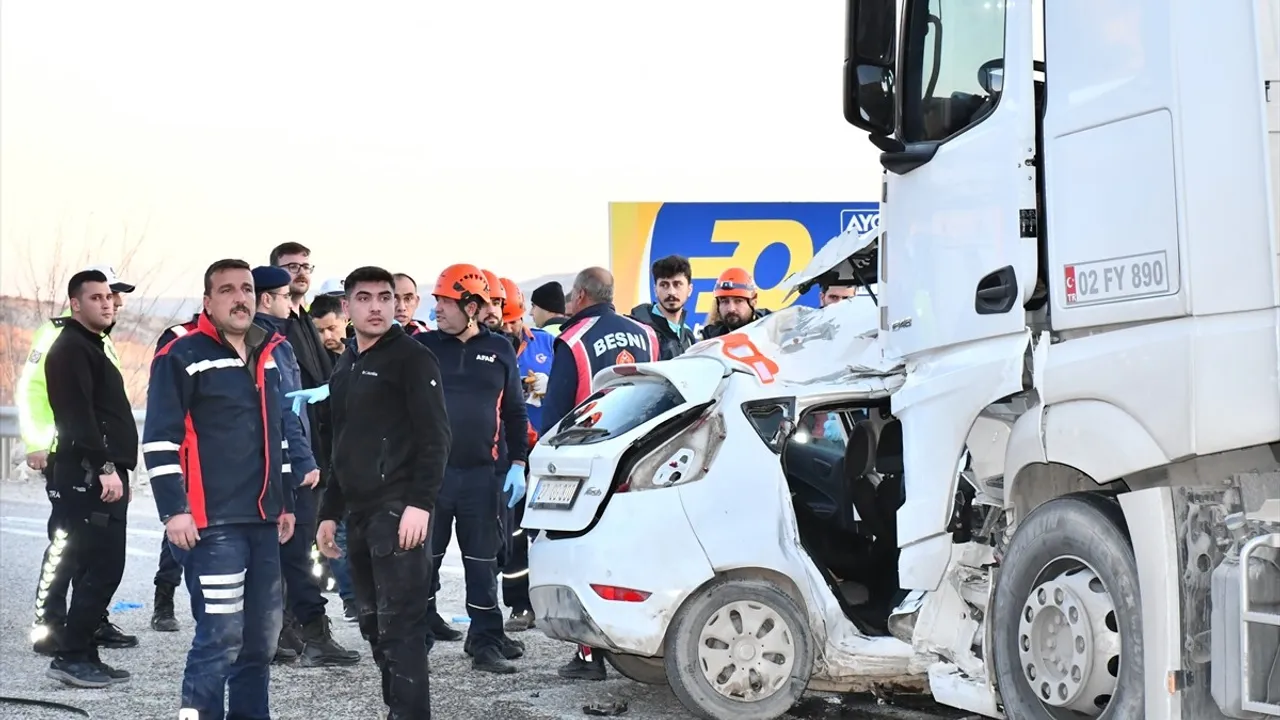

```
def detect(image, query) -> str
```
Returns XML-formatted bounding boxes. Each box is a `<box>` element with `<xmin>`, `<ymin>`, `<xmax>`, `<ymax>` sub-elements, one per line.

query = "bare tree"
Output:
<box><xmin>1</xmin><ymin>219</ymin><xmax>194</xmax><ymax>407</ymax></box>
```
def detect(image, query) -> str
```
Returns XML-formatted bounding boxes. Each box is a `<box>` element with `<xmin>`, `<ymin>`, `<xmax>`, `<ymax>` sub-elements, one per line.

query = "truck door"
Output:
<box><xmin>878</xmin><ymin>0</ymin><xmax>1038</xmax><ymax>358</ymax></box>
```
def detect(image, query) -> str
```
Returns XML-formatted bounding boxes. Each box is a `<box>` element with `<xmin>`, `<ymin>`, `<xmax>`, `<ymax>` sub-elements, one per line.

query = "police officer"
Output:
<box><xmin>539</xmin><ymin>267</ymin><xmax>659</xmax><ymax>681</ymax></box>
<box><xmin>497</xmin><ymin>278</ymin><xmax>554</xmax><ymax>633</ymax></box>
<box><xmin>699</xmin><ymin>267</ymin><xmax>772</xmax><ymax>339</ymax></box>
<box><xmin>21</xmin><ymin>264</ymin><xmax>137</xmax><ymax>655</ymax></box>
<box><xmin>144</xmin><ymin>258</ymin><xmax>297</xmax><ymax>720</ymax></box>
<box><xmin>417</xmin><ymin>263</ymin><xmax>528</xmax><ymax>675</ymax></box>
<box><xmin>148</xmin><ymin>312</ymin><xmax>201</xmax><ymax>634</ymax></box>
<box><xmin>529</xmin><ymin>281</ymin><xmax>570</xmax><ymax>336</ymax></box>
<box><xmin>628</xmin><ymin>254</ymin><xmax>696</xmax><ymax>359</ymax></box>
<box><xmin>41</xmin><ymin>269</ymin><xmax>139</xmax><ymax>688</ymax></box>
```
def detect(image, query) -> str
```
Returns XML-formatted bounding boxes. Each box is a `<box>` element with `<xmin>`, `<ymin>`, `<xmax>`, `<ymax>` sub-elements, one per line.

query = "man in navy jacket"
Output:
<box><xmin>251</xmin><ymin>265</ymin><xmax>359</xmax><ymax>667</ymax></box>
<box><xmin>417</xmin><ymin>263</ymin><xmax>528</xmax><ymax>675</ymax></box>
<box><xmin>144</xmin><ymin>259</ymin><xmax>297</xmax><ymax>720</ymax></box>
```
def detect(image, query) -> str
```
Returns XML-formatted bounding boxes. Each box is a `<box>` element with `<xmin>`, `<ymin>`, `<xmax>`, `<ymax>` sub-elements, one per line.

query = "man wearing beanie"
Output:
<box><xmin>251</xmin><ymin>266</ymin><xmax>360</xmax><ymax>668</ymax></box>
<box><xmin>529</xmin><ymin>281</ymin><xmax>569</xmax><ymax>336</ymax></box>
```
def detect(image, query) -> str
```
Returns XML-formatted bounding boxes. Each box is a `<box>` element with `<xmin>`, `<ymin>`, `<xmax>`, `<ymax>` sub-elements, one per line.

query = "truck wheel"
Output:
<box><xmin>603</xmin><ymin>651</ymin><xmax>668</xmax><ymax>685</ymax></box>
<box><xmin>663</xmin><ymin>578</ymin><xmax>813</xmax><ymax>720</ymax></box>
<box><xmin>992</xmin><ymin>493</ymin><xmax>1145</xmax><ymax>719</ymax></box>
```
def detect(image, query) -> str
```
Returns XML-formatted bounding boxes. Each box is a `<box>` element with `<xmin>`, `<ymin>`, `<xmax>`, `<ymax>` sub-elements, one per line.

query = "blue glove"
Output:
<box><xmin>823</xmin><ymin>415</ymin><xmax>841</xmax><ymax>440</ymax></box>
<box><xmin>286</xmin><ymin>384</ymin><xmax>330</xmax><ymax>415</ymax></box>
<box><xmin>504</xmin><ymin>465</ymin><xmax>527</xmax><ymax>508</ymax></box>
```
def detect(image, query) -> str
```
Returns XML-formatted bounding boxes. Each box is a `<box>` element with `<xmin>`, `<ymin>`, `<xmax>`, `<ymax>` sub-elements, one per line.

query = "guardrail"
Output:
<box><xmin>0</xmin><ymin>405</ymin><xmax>148</xmax><ymax>482</ymax></box>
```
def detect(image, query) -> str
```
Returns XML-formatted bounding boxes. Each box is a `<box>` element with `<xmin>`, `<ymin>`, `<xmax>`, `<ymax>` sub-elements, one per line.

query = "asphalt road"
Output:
<box><xmin>0</xmin><ymin>480</ymin><xmax>974</xmax><ymax>720</ymax></box>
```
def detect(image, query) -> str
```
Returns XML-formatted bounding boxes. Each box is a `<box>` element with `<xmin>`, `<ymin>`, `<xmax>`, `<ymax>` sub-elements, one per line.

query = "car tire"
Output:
<box><xmin>602</xmin><ymin>651</ymin><xmax>668</xmax><ymax>685</ymax></box>
<box><xmin>664</xmin><ymin>578</ymin><xmax>813</xmax><ymax>720</ymax></box>
<box><xmin>992</xmin><ymin>493</ymin><xmax>1145</xmax><ymax>719</ymax></box>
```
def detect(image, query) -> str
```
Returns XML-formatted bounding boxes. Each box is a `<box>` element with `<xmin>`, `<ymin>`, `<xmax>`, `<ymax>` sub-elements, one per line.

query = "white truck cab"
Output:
<box><xmin>815</xmin><ymin>0</ymin><xmax>1280</xmax><ymax>717</ymax></box>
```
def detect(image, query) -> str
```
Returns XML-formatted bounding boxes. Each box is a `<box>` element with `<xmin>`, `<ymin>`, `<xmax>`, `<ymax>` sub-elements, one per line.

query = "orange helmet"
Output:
<box><xmin>712</xmin><ymin>267</ymin><xmax>756</xmax><ymax>299</ymax></box>
<box><xmin>500</xmin><ymin>278</ymin><xmax>524</xmax><ymax>323</ymax></box>
<box><xmin>433</xmin><ymin>263</ymin><xmax>490</xmax><ymax>306</ymax></box>
<box><xmin>481</xmin><ymin>269</ymin><xmax>505</xmax><ymax>303</ymax></box>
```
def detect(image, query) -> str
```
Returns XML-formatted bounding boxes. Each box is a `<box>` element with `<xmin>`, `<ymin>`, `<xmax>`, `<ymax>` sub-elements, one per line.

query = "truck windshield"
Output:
<box><xmin>903</xmin><ymin>0</ymin><xmax>1008</xmax><ymax>143</ymax></box>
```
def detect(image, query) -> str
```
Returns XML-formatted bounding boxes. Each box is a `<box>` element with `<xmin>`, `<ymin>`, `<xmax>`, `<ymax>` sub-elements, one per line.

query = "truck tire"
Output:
<box><xmin>992</xmin><ymin>493</ymin><xmax>1145</xmax><ymax>719</ymax></box>
<box><xmin>663</xmin><ymin>578</ymin><xmax>813</xmax><ymax>720</ymax></box>
<box><xmin>602</xmin><ymin>651</ymin><xmax>668</xmax><ymax>685</ymax></box>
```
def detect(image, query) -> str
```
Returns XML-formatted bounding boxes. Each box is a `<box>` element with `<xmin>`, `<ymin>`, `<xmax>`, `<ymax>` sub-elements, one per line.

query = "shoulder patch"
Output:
<box><xmin>50</xmin><ymin>317</ymin><xmax>69</xmax><ymax>328</ymax></box>
<box><xmin>27</xmin><ymin>350</ymin><xmax>42</xmax><ymax>364</ymax></box>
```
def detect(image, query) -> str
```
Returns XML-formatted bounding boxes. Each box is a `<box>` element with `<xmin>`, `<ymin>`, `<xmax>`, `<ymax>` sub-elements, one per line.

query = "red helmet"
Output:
<box><xmin>433</xmin><ymin>263</ymin><xmax>490</xmax><ymax>306</ymax></box>
<box><xmin>712</xmin><ymin>267</ymin><xmax>756</xmax><ymax>299</ymax></box>
<box><xmin>500</xmin><ymin>278</ymin><xmax>524</xmax><ymax>323</ymax></box>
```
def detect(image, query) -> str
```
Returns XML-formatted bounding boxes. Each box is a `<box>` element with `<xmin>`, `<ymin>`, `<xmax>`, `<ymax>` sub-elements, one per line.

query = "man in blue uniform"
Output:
<box><xmin>540</xmin><ymin>267</ymin><xmax>659</xmax><ymax>681</ymax></box>
<box><xmin>144</xmin><ymin>259</ymin><xmax>297</xmax><ymax>720</ymax></box>
<box><xmin>417</xmin><ymin>263</ymin><xmax>528</xmax><ymax>675</ymax></box>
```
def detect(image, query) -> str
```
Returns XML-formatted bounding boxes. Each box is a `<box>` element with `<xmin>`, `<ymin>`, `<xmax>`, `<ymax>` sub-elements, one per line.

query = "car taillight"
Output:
<box><xmin>616</xmin><ymin>407</ymin><xmax>726</xmax><ymax>493</ymax></box>
<box><xmin>591</xmin><ymin>584</ymin><xmax>652</xmax><ymax>602</ymax></box>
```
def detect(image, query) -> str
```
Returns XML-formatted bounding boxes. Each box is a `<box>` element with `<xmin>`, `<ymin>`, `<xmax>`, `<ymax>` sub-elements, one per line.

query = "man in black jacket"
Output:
<box><xmin>629</xmin><ymin>254</ymin><xmax>696</xmax><ymax>359</ymax></box>
<box><xmin>317</xmin><ymin>266</ymin><xmax>451</xmax><ymax>720</ymax></box>
<box><xmin>43</xmin><ymin>269</ymin><xmax>138</xmax><ymax>688</ymax></box>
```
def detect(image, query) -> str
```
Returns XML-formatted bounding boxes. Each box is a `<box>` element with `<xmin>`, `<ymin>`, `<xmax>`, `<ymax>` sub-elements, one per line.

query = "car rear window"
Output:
<box><xmin>548</xmin><ymin>380</ymin><xmax>685</xmax><ymax>447</ymax></box>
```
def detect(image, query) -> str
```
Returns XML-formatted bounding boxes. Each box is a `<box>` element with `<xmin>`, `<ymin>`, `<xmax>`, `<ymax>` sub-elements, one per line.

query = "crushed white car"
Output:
<box><xmin>523</xmin><ymin>298</ymin><xmax>964</xmax><ymax>720</ymax></box>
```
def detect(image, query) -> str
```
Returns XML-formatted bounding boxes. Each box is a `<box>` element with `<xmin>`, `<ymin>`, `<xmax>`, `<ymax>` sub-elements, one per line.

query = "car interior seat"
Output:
<box><xmin>842</xmin><ymin>420</ymin><xmax>881</xmax><ymax>538</ymax></box>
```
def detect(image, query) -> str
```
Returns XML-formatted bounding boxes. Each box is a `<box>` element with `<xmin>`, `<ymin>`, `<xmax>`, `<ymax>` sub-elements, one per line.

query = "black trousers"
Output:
<box><xmin>500</xmin><ymin>497</ymin><xmax>531</xmax><ymax>613</ymax></box>
<box><xmin>34</xmin><ymin>458</ymin><xmax>110</xmax><ymax>636</ymax></box>
<box><xmin>50</xmin><ymin>468</ymin><xmax>129</xmax><ymax>662</ymax></box>
<box><xmin>348</xmin><ymin>503</ymin><xmax>432</xmax><ymax>719</ymax></box>
<box><xmin>279</xmin><ymin>486</ymin><xmax>326</xmax><ymax>625</ymax></box>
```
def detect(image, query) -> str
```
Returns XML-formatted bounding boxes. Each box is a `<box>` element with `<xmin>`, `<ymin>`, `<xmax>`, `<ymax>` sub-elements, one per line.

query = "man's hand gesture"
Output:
<box><xmin>317</xmin><ymin>520</ymin><xmax>343</xmax><ymax>559</ymax></box>
<box><xmin>166</xmin><ymin>513</ymin><xmax>200</xmax><ymax>550</ymax></box>
<box><xmin>398</xmin><ymin>506</ymin><xmax>430</xmax><ymax>550</ymax></box>
<box><xmin>278</xmin><ymin>512</ymin><xmax>296</xmax><ymax>544</ymax></box>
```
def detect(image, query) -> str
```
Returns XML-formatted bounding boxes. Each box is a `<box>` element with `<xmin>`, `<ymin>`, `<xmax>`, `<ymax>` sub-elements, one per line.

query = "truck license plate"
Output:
<box><xmin>531</xmin><ymin>478</ymin><xmax>582</xmax><ymax>509</ymax></box>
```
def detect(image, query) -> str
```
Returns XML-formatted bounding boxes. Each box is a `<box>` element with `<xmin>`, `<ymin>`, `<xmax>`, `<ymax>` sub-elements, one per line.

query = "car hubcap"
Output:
<box><xmin>1018</xmin><ymin>562</ymin><xmax>1122</xmax><ymax>716</ymax></box>
<box><xmin>697</xmin><ymin>600</ymin><xmax>795</xmax><ymax>701</ymax></box>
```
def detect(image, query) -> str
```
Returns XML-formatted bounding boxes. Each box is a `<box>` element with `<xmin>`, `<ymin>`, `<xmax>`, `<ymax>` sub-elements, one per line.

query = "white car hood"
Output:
<box><xmin>681</xmin><ymin>298</ymin><xmax>904</xmax><ymax>396</ymax></box>
<box><xmin>784</xmin><ymin>223</ymin><xmax>882</xmax><ymax>300</ymax></box>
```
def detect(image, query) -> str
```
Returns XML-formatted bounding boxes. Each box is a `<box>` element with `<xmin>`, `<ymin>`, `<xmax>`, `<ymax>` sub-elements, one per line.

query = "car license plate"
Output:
<box><xmin>531</xmin><ymin>478</ymin><xmax>582</xmax><ymax>509</ymax></box>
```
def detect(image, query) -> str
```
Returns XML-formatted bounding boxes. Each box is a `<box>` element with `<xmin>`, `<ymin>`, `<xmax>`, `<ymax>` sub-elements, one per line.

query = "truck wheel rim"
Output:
<box><xmin>1017</xmin><ymin>559</ymin><xmax>1122</xmax><ymax>716</ymax></box>
<box><xmin>696</xmin><ymin>600</ymin><xmax>795</xmax><ymax>702</ymax></box>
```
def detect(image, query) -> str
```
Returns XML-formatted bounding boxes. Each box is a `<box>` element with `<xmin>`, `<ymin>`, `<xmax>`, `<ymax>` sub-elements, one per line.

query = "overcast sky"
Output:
<box><xmin>0</xmin><ymin>0</ymin><xmax>884</xmax><ymax>299</ymax></box>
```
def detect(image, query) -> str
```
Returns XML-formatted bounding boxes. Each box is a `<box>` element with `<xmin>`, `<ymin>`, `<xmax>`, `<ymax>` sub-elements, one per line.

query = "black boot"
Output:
<box><xmin>471</xmin><ymin>643</ymin><xmax>517</xmax><ymax>674</ymax></box>
<box><xmin>46</xmin><ymin>658</ymin><xmax>113</xmax><ymax>688</ymax></box>
<box><xmin>93</xmin><ymin>618</ymin><xmax>138</xmax><ymax>649</ymax></box>
<box><xmin>274</xmin><ymin>620</ymin><xmax>302</xmax><ymax>664</ymax></box>
<box><xmin>151</xmin><ymin>583</ymin><xmax>179</xmax><ymax>632</ymax></box>
<box><xmin>504</xmin><ymin>608</ymin><xmax>536</xmax><ymax>632</ymax></box>
<box><xmin>558</xmin><ymin>647</ymin><xmax>607</xmax><ymax>681</ymax></box>
<box><xmin>464</xmin><ymin>632</ymin><xmax>524</xmax><ymax>660</ymax></box>
<box><xmin>427</xmin><ymin>612</ymin><xmax>463</xmax><ymax>642</ymax></box>
<box><xmin>299</xmin><ymin>615</ymin><xmax>361</xmax><ymax>667</ymax></box>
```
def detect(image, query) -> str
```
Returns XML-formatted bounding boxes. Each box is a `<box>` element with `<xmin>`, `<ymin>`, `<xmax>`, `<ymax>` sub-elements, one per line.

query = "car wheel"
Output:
<box><xmin>992</xmin><ymin>493</ymin><xmax>1145</xmax><ymax>719</ymax></box>
<box><xmin>603</xmin><ymin>651</ymin><xmax>668</xmax><ymax>685</ymax></box>
<box><xmin>664</xmin><ymin>578</ymin><xmax>813</xmax><ymax>720</ymax></box>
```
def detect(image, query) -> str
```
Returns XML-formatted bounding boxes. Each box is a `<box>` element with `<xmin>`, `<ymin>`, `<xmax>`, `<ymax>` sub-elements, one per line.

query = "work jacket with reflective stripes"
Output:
<box><xmin>143</xmin><ymin>312</ymin><xmax>294</xmax><ymax>529</ymax></box>
<box><xmin>16</xmin><ymin>310</ymin><xmax>121</xmax><ymax>453</ymax></box>
<box><xmin>540</xmin><ymin>303</ymin><xmax>659</xmax><ymax>436</ymax></box>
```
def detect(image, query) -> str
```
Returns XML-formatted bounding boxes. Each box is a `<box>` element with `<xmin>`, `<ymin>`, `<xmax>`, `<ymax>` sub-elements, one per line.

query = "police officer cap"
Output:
<box><xmin>252</xmin><ymin>265</ymin><xmax>292</xmax><ymax>293</ymax></box>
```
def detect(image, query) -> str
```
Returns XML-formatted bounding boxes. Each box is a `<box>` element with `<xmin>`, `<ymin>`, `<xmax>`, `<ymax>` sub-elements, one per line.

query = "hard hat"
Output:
<box><xmin>432</xmin><ymin>263</ymin><xmax>491</xmax><ymax>306</ymax></box>
<box><xmin>712</xmin><ymin>267</ymin><xmax>756</xmax><ymax>299</ymax></box>
<box><xmin>499</xmin><ymin>278</ymin><xmax>524</xmax><ymax>323</ymax></box>
<box><xmin>481</xmin><ymin>269</ymin><xmax>505</xmax><ymax>302</ymax></box>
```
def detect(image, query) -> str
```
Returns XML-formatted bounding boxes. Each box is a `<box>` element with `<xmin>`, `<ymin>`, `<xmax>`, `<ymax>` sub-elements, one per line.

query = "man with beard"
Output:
<box><xmin>698</xmin><ymin>267</ymin><xmax>771</xmax><ymax>340</ymax></box>
<box><xmin>417</xmin><ymin>263</ymin><xmax>527</xmax><ymax>675</ymax></box>
<box><xmin>144</xmin><ymin>259</ymin><xmax>297</xmax><ymax>719</ymax></box>
<box><xmin>393</xmin><ymin>273</ymin><xmax>431</xmax><ymax>335</ymax></box>
<box><xmin>317</xmin><ymin>266</ymin><xmax>451</xmax><ymax>719</ymax></box>
<box><xmin>496</xmin><ymin>277</ymin><xmax>553</xmax><ymax>633</ymax></box>
<box><xmin>629</xmin><ymin>254</ymin><xmax>696</xmax><ymax>359</ymax></box>
<box><xmin>20</xmin><ymin>264</ymin><xmax>139</xmax><ymax>656</ymax></box>
<box><xmin>309</xmin><ymin>294</ymin><xmax>349</xmax><ymax>360</ymax></box>
<box><xmin>539</xmin><ymin>267</ymin><xmax>660</xmax><ymax>681</ymax></box>
<box><xmin>41</xmin><ymin>269</ymin><xmax>138</xmax><ymax>688</ymax></box>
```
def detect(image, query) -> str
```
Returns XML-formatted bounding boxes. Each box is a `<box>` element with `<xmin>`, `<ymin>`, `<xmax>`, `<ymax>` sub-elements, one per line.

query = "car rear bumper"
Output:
<box><xmin>527</xmin><ymin>488</ymin><xmax>715</xmax><ymax>656</ymax></box>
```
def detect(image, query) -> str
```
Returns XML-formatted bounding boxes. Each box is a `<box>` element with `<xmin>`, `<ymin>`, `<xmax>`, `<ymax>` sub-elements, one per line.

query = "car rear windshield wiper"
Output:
<box><xmin>547</xmin><ymin>426</ymin><xmax>612</xmax><ymax>447</ymax></box>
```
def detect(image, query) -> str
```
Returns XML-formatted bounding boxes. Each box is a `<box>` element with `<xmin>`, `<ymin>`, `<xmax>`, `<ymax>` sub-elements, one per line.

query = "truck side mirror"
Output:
<box><xmin>843</xmin><ymin>0</ymin><xmax>898</xmax><ymax>136</ymax></box>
